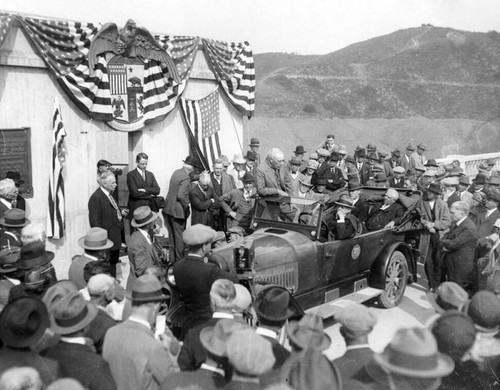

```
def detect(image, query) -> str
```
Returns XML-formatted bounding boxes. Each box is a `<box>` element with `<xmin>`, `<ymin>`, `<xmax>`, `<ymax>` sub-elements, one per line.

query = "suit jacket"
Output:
<box><xmin>255</xmin><ymin>160</ymin><xmax>292</xmax><ymax>196</ymax></box>
<box><xmin>441</xmin><ymin>217</ymin><xmax>478</xmax><ymax>287</ymax></box>
<box><xmin>359</xmin><ymin>162</ymin><xmax>371</xmax><ymax>185</ymax></box>
<box><xmin>475</xmin><ymin>209</ymin><xmax>500</xmax><ymax>239</ymax></box>
<box><xmin>352</xmin><ymin>199</ymin><xmax>370</xmax><ymax>222</ymax></box>
<box><xmin>219</xmin><ymin>188</ymin><xmax>256</xmax><ymax>229</ymax></box>
<box><xmin>127</xmin><ymin>168</ymin><xmax>160</xmax><ymax>214</ymax></box>
<box><xmin>85</xmin><ymin>307</ymin><xmax>117</xmax><ymax>355</ymax></box>
<box><xmin>388</xmin><ymin>177</ymin><xmax>405</xmax><ymax>188</ymax></box>
<box><xmin>42</xmin><ymin>342</ymin><xmax>116</xmax><ymax>390</ymax></box>
<box><xmin>0</xmin><ymin>346</ymin><xmax>60</xmax><ymax>386</ymax></box>
<box><xmin>365</xmin><ymin>202</ymin><xmax>404</xmax><ymax>231</ymax></box>
<box><xmin>0</xmin><ymin>202</ymin><xmax>10</xmax><ymax>219</ymax></box>
<box><xmin>334</xmin><ymin>346</ymin><xmax>374</xmax><ymax>383</ymax></box>
<box><xmin>88</xmin><ymin>187</ymin><xmax>122</xmax><ymax>251</ymax></box>
<box><xmin>161</xmin><ymin>367</ymin><xmax>226</xmax><ymax>390</ymax></box>
<box><xmin>420</xmin><ymin>198</ymin><xmax>452</xmax><ymax>237</ymax></box>
<box><xmin>164</xmin><ymin>168</ymin><xmax>191</xmax><ymax>219</ymax></box>
<box><xmin>189</xmin><ymin>184</ymin><xmax>218</xmax><ymax>226</ymax></box>
<box><xmin>382</xmin><ymin>159</ymin><xmax>400</xmax><ymax>177</ymax></box>
<box><xmin>127</xmin><ymin>229</ymin><xmax>161</xmax><ymax>289</ymax></box>
<box><xmin>68</xmin><ymin>254</ymin><xmax>96</xmax><ymax>290</ymax></box>
<box><xmin>258</xmin><ymin>330</ymin><xmax>290</xmax><ymax>388</ymax></box>
<box><xmin>401</xmin><ymin>154</ymin><xmax>417</xmax><ymax>172</ymax></box>
<box><xmin>103</xmin><ymin>320</ymin><xmax>178</xmax><ymax>390</ymax></box>
<box><xmin>210</xmin><ymin>172</ymin><xmax>236</xmax><ymax>196</ymax></box>
<box><xmin>315</xmin><ymin>165</ymin><xmax>346</xmax><ymax>192</ymax></box>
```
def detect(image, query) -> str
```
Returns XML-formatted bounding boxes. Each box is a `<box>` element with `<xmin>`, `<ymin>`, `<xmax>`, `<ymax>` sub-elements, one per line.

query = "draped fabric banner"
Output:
<box><xmin>0</xmin><ymin>12</ymin><xmax>256</xmax><ymax>130</ymax></box>
<box><xmin>47</xmin><ymin>99</ymin><xmax>67</xmax><ymax>239</ymax></box>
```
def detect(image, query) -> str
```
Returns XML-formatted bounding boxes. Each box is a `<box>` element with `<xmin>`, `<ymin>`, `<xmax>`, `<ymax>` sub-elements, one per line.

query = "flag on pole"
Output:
<box><xmin>47</xmin><ymin>100</ymin><xmax>67</xmax><ymax>239</ymax></box>
<box><xmin>180</xmin><ymin>89</ymin><xmax>222</xmax><ymax>170</ymax></box>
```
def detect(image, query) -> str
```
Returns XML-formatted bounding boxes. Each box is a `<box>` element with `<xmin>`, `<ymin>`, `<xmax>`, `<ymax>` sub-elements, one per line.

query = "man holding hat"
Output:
<box><xmin>173</xmin><ymin>224</ymin><xmax>237</xmax><ymax>339</ymax></box>
<box><xmin>42</xmin><ymin>292</ymin><xmax>116</xmax><ymax>390</ymax></box>
<box><xmin>419</xmin><ymin>182</ymin><xmax>451</xmax><ymax>291</ymax></box>
<box><xmin>0</xmin><ymin>297</ymin><xmax>60</xmax><ymax>386</ymax></box>
<box><xmin>103</xmin><ymin>275</ymin><xmax>178</xmax><ymax>390</ymax></box>
<box><xmin>69</xmin><ymin>227</ymin><xmax>113</xmax><ymax>290</ymax></box>
<box><xmin>164</xmin><ymin>155</ymin><xmax>201</xmax><ymax>263</ymax></box>
<box><xmin>219</xmin><ymin>171</ymin><xmax>257</xmax><ymax>233</ymax></box>
<box><xmin>127</xmin><ymin>206</ymin><xmax>162</xmax><ymax>289</ymax></box>
<box><xmin>333</xmin><ymin>303</ymin><xmax>377</xmax><ymax>382</ymax></box>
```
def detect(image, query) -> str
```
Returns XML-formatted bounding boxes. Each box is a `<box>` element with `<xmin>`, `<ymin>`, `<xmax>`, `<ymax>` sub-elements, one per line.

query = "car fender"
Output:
<box><xmin>369</xmin><ymin>242</ymin><xmax>414</xmax><ymax>289</ymax></box>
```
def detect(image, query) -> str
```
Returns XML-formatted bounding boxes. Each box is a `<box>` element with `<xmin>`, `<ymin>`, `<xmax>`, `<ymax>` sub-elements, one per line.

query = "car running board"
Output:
<box><xmin>305</xmin><ymin>287</ymin><xmax>383</xmax><ymax>319</ymax></box>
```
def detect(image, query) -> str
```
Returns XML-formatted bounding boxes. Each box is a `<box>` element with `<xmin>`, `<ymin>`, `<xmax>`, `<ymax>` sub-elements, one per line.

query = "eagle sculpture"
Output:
<box><xmin>88</xmin><ymin>19</ymin><xmax>180</xmax><ymax>83</ymax></box>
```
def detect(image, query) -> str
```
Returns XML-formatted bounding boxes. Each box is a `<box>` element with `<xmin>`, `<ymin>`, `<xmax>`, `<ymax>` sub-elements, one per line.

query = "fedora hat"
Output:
<box><xmin>466</xmin><ymin>290</ymin><xmax>500</xmax><ymax>333</ymax></box>
<box><xmin>309</xmin><ymin>152</ymin><xmax>318</xmax><ymax>161</ymax></box>
<box><xmin>426</xmin><ymin>182</ymin><xmax>442</xmax><ymax>196</ymax></box>
<box><xmin>406</xmin><ymin>143</ymin><xmax>416</xmax><ymax>151</ymax></box>
<box><xmin>286</xmin><ymin>313</ymin><xmax>331</xmax><ymax>351</ymax></box>
<box><xmin>290</xmin><ymin>156</ymin><xmax>302</xmax><ymax>166</ymax></box>
<box><xmin>241</xmin><ymin>172</ymin><xmax>254</xmax><ymax>183</ymax></box>
<box><xmin>374</xmin><ymin>173</ymin><xmax>388</xmax><ymax>182</ymax></box>
<box><xmin>431</xmin><ymin>310</ymin><xmax>476</xmax><ymax>361</ymax></box>
<box><xmin>245</xmin><ymin>151</ymin><xmax>257</xmax><ymax>161</ymax></box>
<box><xmin>338</xmin><ymin>145</ymin><xmax>347</xmax><ymax>154</ymax></box>
<box><xmin>373</xmin><ymin>327</ymin><xmax>454</xmax><ymax>378</ymax></box>
<box><xmin>298</xmin><ymin>174</ymin><xmax>313</xmax><ymax>187</ymax></box>
<box><xmin>0</xmin><ymin>297</ymin><xmax>49</xmax><ymax>348</ymax></box>
<box><xmin>424</xmin><ymin>159</ymin><xmax>438</xmax><ymax>168</ymax></box>
<box><xmin>367</xmin><ymin>152</ymin><xmax>378</xmax><ymax>161</ymax></box>
<box><xmin>0</xmin><ymin>208</ymin><xmax>30</xmax><ymax>227</ymax></box>
<box><xmin>232</xmin><ymin>154</ymin><xmax>246</xmax><ymax>165</ymax></box>
<box><xmin>426</xmin><ymin>282</ymin><xmax>469</xmax><ymax>313</ymax></box>
<box><xmin>329</xmin><ymin>152</ymin><xmax>340</xmax><ymax>162</ymax></box>
<box><xmin>183</xmin><ymin>155</ymin><xmax>202</xmax><ymax>169</ymax></box>
<box><xmin>0</xmin><ymin>246</ymin><xmax>20</xmax><ymax>274</ymax></box>
<box><xmin>77</xmin><ymin>227</ymin><xmax>113</xmax><ymax>250</ymax></box>
<box><xmin>131</xmin><ymin>206</ymin><xmax>158</xmax><ymax>228</ymax></box>
<box><xmin>51</xmin><ymin>291</ymin><xmax>97</xmax><ymax>335</ymax></box>
<box><xmin>356</xmin><ymin>148</ymin><xmax>366</xmax><ymax>158</ymax></box>
<box><xmin>487</xmin><ymin>190</ymin><xmax>500</xmax><ymax>203</ymax></box>
<box><xmin>391</xmin><ymin>149</ymin><xmax>401</xmax><ymax>158</ymax></box>
<box><xmin>293</xmin><ymin>145</ymin><xmax>307</xmax><ymax>154</ymax></box>
<box><xmin>42</xmin><ymin>280</ymin><xmax>79</xmax><ymax>328</ymax></box>
<box><xmin>128</xmin><ymin>274</ymin><xmax>169</xmax><ymax>303</ymax></box>
<box><xmin>459</xmin><ymin>176</ymin><xmax>470</xmax><ymax>186</ymax></box>
<box><xmin>334</xmin><ymin>197</ymin><xmax>355</xmax><ymax>209</ymax></box>
<box><xmin>417</xmin><ymin>143</ymin><xmax>427</xmax><ymax>150</ymax></box>
<box><xmin>345</xmin><ymin>155</ymin><xmax>356</xmax><ymax>164</ymax></box>
<box><xmin>254</xmin><ymin>286</ymin><xmax>295</xmax><ymax>322</ymax></box>
<box><xmin>249</xmin><ymin>138</ymin><xmax>260</xmax><ymax>147</ymax></box>
<box><xmin>16</xmin><ymin>241</ymin><xmax>54</xmax><ymax>270</ymax></box>
<box><xmin>199</xmin><ymin>318</ymin><xmax>249</xmax><ymax>357</ymax></box>
<box><xmin>473</xmin><ymin>173</ymin><xmax>487</xmax><ymax>185</ymax></box>
<box><xmin>366</xmin><ymin>143</ymin><xmax>377</xmax><ymax>152</ymax></box>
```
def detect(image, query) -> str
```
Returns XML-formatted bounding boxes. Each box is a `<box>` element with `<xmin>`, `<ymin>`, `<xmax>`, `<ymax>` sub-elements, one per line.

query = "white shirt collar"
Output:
<box><xmin>128</xmin><ymin>316</ymin><xmax>152</xmax><ymax>330</ymax></box>
<box><xmin>256</xmin><ymin>327</ymin><xmax>278</xmax><ymax>340</ymax></box>
<box><xmin>428</xmin><ymin>200</ymin><xmax>435</xmax><ymax>208</ymax></box>
<box><xmin>212</xmin><ymin>312</ymin><xmax>234</xmax><ymax>319</ymax></box>
<box><xmin>346</xmin><ymin>344</ymin><xmax>371</xmax><ymax>351</ymax></box>
<box><xmin>456</xmin><ymin>215</ymin><xmax>468</xmax><ymax>226</ymax></box>
<box><xmin>0</xmin><ymin>198</ymin><xmax>11</xmax><ymax>209</ymax></box>
<box><xmin>486</xmin><ymin>208</ymin><xmax>497</xmax><ymax>218</ymax></box>
<box><xmin>100</xmin><ymin>186</ymin><xmax>111</xmax><ymax>197</ymax></box>
<box><xmin>60</xmin><ymin>336</ymin><xmax>86</xmax><ymax>345</ymax></box>
<box><xmin>83</xmin><ymin>253</ymin><xmax>99</xmax><ymax>261</ymax></box>
<box><xmin>200</xmin><ymin>363</ymin><xmax>225</xmax><ymax>376</ymax></box>
<box><xmin>138</xmin><ymin>227</ymin><xmax>152</xmax><ymax>244</ymax></box>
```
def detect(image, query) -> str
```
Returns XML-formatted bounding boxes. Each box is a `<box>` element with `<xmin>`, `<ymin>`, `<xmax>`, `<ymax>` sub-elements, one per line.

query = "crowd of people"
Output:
<box><xmin>0</xmin><ymin>134</ymin><xmax>499</xmax><ymax>389</ymax></box>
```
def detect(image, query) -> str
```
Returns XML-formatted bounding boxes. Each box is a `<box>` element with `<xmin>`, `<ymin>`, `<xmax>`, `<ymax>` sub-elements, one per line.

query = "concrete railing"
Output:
<box><xmin>436</xmin><ymin>152</ymin><xmax>500</xmax><ymax>177</ymax></box>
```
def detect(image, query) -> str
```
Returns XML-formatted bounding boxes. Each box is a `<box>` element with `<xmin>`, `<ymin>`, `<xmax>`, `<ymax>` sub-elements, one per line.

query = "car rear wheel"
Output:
<box><xmin>379</xmin><ymin>250</ymin><xmax>408</xmax><ymax>308</ymax></box>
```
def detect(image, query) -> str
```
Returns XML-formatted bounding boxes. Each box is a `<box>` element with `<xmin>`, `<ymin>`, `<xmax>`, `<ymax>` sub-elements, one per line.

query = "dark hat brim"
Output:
<box><xmin>0</xmin><ymin>218</ymin><xmax>30</xmax><ymax>227</ymax></box>
<box><xmin>334</xmin><ymin>201</ymin><xmax>355</xmax><ymax>209</ymax></box>
<box><xmin>254</xmin><ymin>303</ymin><xmax>295</xmax><ymax>322</ymax></box>
<box><xmin>51</xmin><ymin>302</ymin><xmax>98</xmax><ymax>335</ymax></box>
<box><xmin>286</xmin><ymin>321</ymin><xmax>331</xmax><ymax>351</ymax></box>
<box><xmin>131</xmin><ymin>211</ymin><xmax>159</xmax><ymax>228</ymax></box>
<box><xmin>16</xmin><ymin>251</ymin><xmax>55</xmax><ymax>270</ymax></box>
<box><xmin>126</xmin><ymin>291</ymin><xmax>170</xmax><ymax>303</ymax></box>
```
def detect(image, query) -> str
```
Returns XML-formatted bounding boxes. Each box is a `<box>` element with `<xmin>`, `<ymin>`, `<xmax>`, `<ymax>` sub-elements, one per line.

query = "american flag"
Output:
<box><xmin>181</xmin><ymin>90</ymin><xmax>222</xmax><ymax>170</ymax></box>
<box><xmin>47</xmin><ymin>100</ymin><xmax>67</xmax><ymax>239</ymax></box>
<box><xmin>2</xmin><ymin>13</ymin><xmax>255</xmax><ymax>124</ymax></box>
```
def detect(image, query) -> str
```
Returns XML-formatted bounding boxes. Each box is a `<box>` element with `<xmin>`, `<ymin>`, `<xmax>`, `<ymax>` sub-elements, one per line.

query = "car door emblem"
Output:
<box><xmin>351</xmin><ymin>244</ymin><xmax>361</xmax><ymax>260</ymax></box>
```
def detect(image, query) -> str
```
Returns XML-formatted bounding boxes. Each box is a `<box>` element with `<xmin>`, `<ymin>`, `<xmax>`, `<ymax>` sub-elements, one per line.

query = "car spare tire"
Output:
<box><xmin>379</xmin><ymin>250</ymin><xmax>408</xmax><ymax>308</ymax></box>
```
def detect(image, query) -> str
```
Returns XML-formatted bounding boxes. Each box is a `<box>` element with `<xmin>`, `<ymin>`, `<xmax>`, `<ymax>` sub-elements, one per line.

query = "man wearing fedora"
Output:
<box><xmin>42</xmin><ymin>291</ymin><xmax>116</xmax><ymax>390</ymax></box>
<box><xmin>0</xmin><ymin>208</ymin><xmax>29</xmax><ymax>250</ymax></box>
<box><xmin>164</xmin><ymin>155</ymin><xmax>201</xmax><ymax>263</ymax></box>
<box><xmin>0</xmin><ymin>296</ymin><xmax>60</xmax><ymax>386</ymax></box>
<box><xmin>315</xmin><ymin>152</ymin><xmax>346</xmax><ymax>192</ymax></box>
<box><xmin>353</xmin><ymin>327</ymin><xmax>454</xmax><ymax>389</ymax></box>
<box><xmin>244</xmin><ymin>151</ymin><xmax>257</xmax><ymax>174</ymax></box>
<box><xmin>286</xmin><ymin>156</ymin><xmax>302</xmax><ymax>195</ymax></box>
<box><xmin>321</xmin><ymin>196</ymin><xmax>362</xmax><ymax>241</ymax></box>
<box><xmin>333</xmin><ymin>303</ymin><xmax>377</xmax><ymax>382</ymax></box>
<box><xmin>419</xmin><ymin>183</ymin><xmax>451</xmax><ymax>291</ymax></box>
<box><xmin>292</xmin><ymin>145</ymin><xmax>306</xmax><ymax>161</ymax></box>
<box><xmin>228</xmin><ymin>154</ymin><xmax>247</xmax><ymax>189</ymax></box>
<box><xmin>401</xmin><ymin>143</ymin><xmax>418</xmax><ymax>173</ymax></box>
<box><xmin>103</xmin><ymin>275</ymin><xmax>178</xmax><ymax>390</ymax></box>
<box><xmin>447</xmin><ymin>176</ymin><xmax>473</xmax><ymax>210</ymax></box>
<box><xmin>247</xmin><ymin>137</ymin><xmax>261</xmax><ymax>167</ymax></box>
<box><xmin>69</xmin><ymin>227</ymin><xmax>113</xmax><ymax>290</ymax></box>
<box><xmin>219</xmin><ymin>171</ymin><xmax>257</xmax><ymax>233</ymax></box>
<box><xmin>89</xmin><ymin>170</ymin><xmax>126</xmax><ymax>278</ymax></box>
<box><xmin>383</xmin><ymin>149</ymin><xmax>402</xmax><ymax>178</ymax></box>
<box><xmin>173</xmin><ymin>224</ymin><xmax>237</xmax><ymax>340</ymax></box>
<box><xmin>127</xmin><ymin>152</ymin><xmax>161</xmax><ymax>216</ymax></box>
<box><xmin>127</xmin><ymin>206</ymin><xmax>162</xmax><ymax>290</ymax></box>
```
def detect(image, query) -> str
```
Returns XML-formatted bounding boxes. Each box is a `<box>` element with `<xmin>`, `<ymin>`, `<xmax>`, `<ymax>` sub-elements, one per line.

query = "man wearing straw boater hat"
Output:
<box><xmin>127</xmin><ymin>206</ymin><xmax>161</xmax><ymax>290</ymax></box>
<box><xmin>68</xmin><ymin>227</ymin><xmax>113</xmax><ymax>290</ymax></box>
<box><xmin>42</xmin><ymin>291</ymin><xmax>116</xmax><ymax>390</ymax></box>
<box><xmin>103</xmin><ymin>274</ymin><xmax>178</xmax><ymax>390</ymax></box>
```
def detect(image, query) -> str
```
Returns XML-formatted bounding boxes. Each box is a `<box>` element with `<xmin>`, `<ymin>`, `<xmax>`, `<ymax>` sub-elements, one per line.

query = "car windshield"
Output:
<box><xmin>254</xmin><ymin>197</ymin><xmax>321</xmax><ymax>226</ymax></box>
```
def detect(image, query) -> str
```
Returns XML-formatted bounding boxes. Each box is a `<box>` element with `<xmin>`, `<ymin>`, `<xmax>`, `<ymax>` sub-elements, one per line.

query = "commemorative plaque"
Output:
<box><xmin>0</xmin><ymin>128</ymin><xmax>33</xmax><ymax>197</ymax></box>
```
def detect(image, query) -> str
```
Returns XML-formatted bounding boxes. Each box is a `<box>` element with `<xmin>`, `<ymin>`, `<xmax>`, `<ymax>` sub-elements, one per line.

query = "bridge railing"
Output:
<box><xmin>436</xmin><ymin>152</ymin><xmax>500</xmax><ymax>177</ymax></box>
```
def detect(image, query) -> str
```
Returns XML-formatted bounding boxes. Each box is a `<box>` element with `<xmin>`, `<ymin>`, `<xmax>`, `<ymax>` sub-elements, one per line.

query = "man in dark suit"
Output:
<box><xmin>401</xmin><ymin>143</ymin><xmax>417</xmax><ymax>172</ymax></box>
<box><xmin>348</xmin><ymin>181</ymin><xmax>369</xmax><ymax>222</ymax></box>
<box><xmin>42</xmin><ymin>292</ymin><xmax>116</xmax><ymax>390</ymax></box>
<box><xmin>333</xmin><ymin>303</ymin><xmax>377</xmax><ymax>382</ymax></box>
<box><xmin>219</xmin><ymin>172</ymin><xmax>256</xmax><ymax>233</ymax></box>
<box><xmin>189</xmin><ymin>172</ymin><xmax>218</xmax><ymax>228</ymax></box>
<box><xmin>315</xmin><ymin>152</ymin><xmax>346</xmax><ymax>192</ymax></box>
<box><xmin>173</xmin><ymin>224</ymin><xmax>237</xmax><ymax>340</ymax></box>
<box><xmin>365</xmin><ymin>188</ymin><xmax>404</xmax><ymax>231</ymax></box>
<box><xmin>126</xmin><ymin>152</ymin><xmax>160</xmax><ymax>214</ymax></box>
<box><xmin>88</xmin><ymin>170</ymin><xmax>124</xmax><ymax>277</ymax></box>
<box><xmin>441</xmin><ymin>200</ymin><xmax>479</xmax><ymax>289</ymax></box>
<box><xmin>163</xmin><ymin>156</ymin><xmax>200</xmax><ymax>263</ymax></box>
<box><xmin>383</xmin><ymin>149</ymin><xmax>401</xmax><ymax>179</ymax></box>
<box><xmin>0</xmin><ymin>178</ymin><xmax>17</xmax><ymax>219</ymax></box>
<box><xmin>388</xmin><ymin>166</ymin><xmax>406</xmax><ymax>188</ymax></box>
<box><xmin>210</xmin><ymin>159</ymin><xmax>236</xmax><ymax>231</ymax></box>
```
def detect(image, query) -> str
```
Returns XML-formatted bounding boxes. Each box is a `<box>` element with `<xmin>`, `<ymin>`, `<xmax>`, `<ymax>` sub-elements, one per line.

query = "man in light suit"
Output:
<box><xmin>419</xmin><ymin>183</ymin><xmax>451</xmax><ymax>291</ymax></box>
<box><xmin>127</xmin><ymin>206</ymin><xmax>161</xmax><ymax>290</ymax></box>
<box><xmin>89</xmin><ymin>171</ymin><xmax>125</xmax><ymax>277</ymax></box>
<box><xmin>127</xmin><ymin>152</ymin><xmax>161</xmax><ymax>215</ymax></box>
<box><xmin>103</xmin><ymin>275</ymin><xmax>178</xmax><ymax>390</ymax></box>
<box><xmin>219</xmin><ymin>172</ymin><xmax>256</xmax><ymax>233</ymax></box>
<box><xmin>210</xmin><ymin>159</ymin><xmax>236</xmax><ymax>231</ymax></box>
<box><xmin>441</xmin><ymin>201</ymin><xmax>479</xmax><ymax>289</ymax></box>
<box><xmin>163</xmin><ymin>156</ymin><xmax>200</xmax><ymax>263</ymax></box>
<box><xmin>401</xmin><ymin>143</ymin><xmax>418</xmax><ymax>172</ymax></box>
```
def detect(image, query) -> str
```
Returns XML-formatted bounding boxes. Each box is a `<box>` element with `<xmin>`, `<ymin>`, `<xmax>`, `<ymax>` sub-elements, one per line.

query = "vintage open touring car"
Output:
<box><xmin>208</xmin><ymin>187</ymin><xmax>424</xmax><ymax>318</ymax></box>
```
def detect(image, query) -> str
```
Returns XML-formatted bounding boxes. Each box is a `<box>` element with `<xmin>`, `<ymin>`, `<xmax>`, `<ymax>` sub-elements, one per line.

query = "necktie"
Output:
<box><xmin>108</xmin><ymin>194</ymin><xmax>122</xmax><ymax>222</ymax></box>
<box><xmin>331</xmin><ymin>168</ymin><xmax>335</xmax><ymax>173</ymax></box>
<box><xmin>140</xmin><ymin>170</ymin><xmax>145</xmax><ymax>181</ymax></box>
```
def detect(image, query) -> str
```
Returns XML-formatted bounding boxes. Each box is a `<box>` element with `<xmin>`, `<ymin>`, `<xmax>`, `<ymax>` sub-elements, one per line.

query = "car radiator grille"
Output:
<box><xmin>253</xmin><ymin>267</ymin><xmax>296</xmax><ymax>291</ymax></box>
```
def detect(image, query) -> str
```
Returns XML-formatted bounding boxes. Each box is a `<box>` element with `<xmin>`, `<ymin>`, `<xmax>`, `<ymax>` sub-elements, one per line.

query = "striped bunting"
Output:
<box><xmin>7</xmin><ymin>14</ymin><xmax>255</xmax><ymax>125</ymax></box>
<box><xmin>47</xmin><ymin>99</ymin><xmax>67</xmax><ymax>239</ymax></box>
<box><xmin>181</xmin><ymin>90</ymin><xmax>222</xmax><ymax>170</ymax></box>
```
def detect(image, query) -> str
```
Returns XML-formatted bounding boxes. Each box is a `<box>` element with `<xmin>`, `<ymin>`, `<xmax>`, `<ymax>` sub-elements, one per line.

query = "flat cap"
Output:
<box><xmin>317</xmin><ymin>148</ymin><xmax>330</xmax><ymax>157</ymax></box>
<box><xmin>334</xmin><ymin>303</ymin><xmax>377</xmax><ymax>335</ymax></box>
<box><xmin>393</xmin><ymin>166</ymin><xmax>406</xmax><ymax>174</ymax></box>
<box><xmin>441</xmin><ymin>177</ymin><xmax>459</xmax><ymax>186</ymax></box>
<box><xmin>182</xmin><ymin>224</ymin><xmax>217</xmax><ymax>246</ymax></box>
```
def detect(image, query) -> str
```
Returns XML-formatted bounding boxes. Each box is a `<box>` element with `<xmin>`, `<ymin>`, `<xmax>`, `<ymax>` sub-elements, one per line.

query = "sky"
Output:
<box><xmin>2</xmin><ymin>0</ymin><xmax>500</xmax><ymax>54</ymax></box>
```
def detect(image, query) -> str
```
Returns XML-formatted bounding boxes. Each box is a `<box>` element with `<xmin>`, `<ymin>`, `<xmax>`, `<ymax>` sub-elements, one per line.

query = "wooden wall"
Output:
<box><xmin>0</xmin><ymin>24</ymin><xmax>245</xmax><ymax>278</ymax></box>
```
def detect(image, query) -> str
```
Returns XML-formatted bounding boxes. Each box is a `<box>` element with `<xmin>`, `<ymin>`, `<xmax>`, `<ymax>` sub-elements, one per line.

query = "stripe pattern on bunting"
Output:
<box><xmin>181</xmin><ymin>90</ymin><xmax>222</xmax><ymax>169</ymax></box>
<box><xmin>47</xmin><ymin>100</ymin><xmax>67</xmax><ymax>239</ymax></box>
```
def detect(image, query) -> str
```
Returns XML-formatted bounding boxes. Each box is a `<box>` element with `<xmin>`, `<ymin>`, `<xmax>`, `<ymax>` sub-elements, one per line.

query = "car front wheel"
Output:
<box><xmin>379</xmin><ymin>250</ymin><xmax>408</xmax><ymax>308</ymax></box>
